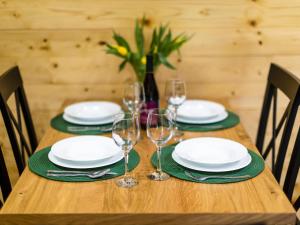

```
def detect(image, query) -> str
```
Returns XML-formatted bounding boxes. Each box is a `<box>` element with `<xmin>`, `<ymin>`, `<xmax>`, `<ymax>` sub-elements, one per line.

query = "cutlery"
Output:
<box><xmin>48</xmin><ymin>169</ymin><xmax>113</xmax><ymax>174</ymax></box>
<box><xmin>67</xmin><ymin>126</ymin><xmax>112</xmax><ymax>132</ymax></box>
<box><xmin>179</xmin><ymin>125</ymin><xmax>224</xmax><ymax>129</ymax></box>
<box><xmin>184</xmin><ymin>171</ymin><xmax>250</xmax><ymax>181</ymax></box>
<box><xmin>47</xmin><ymin>169</ymin><xmax>117</xmax><ymax>178</ymax></box>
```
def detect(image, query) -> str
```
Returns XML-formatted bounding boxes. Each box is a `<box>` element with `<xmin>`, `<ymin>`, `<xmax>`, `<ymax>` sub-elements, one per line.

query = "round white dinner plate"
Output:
<box><xmin>177</xmin><ymin>100</ymin><xmax>225</xmax><ymax>120</ymax></box>
<box><xmin>174</xmin><ymin>137</ymin><xmax>248</xmax><ymax>167</ymax></box>
<box><xmin>48</xmin><ymin>150</ymin><xmax>123</xmax><ymax>169</ymax></box>
<box><xmin>63</xmin><ymin>113</ymin><xmax>115</xmax><ymax>125</ymax></box>
<box><xmin>64</xmin><ymin>101</ymin><xmax>121</xmax><ymax>121</ymax></box>
<box><xmin>176</xmin><ymin>110</ymin><xmax>228</xmax><ymax>124</ymax></box>
<box><xmin>51</xmin><ymin>136</ymin><xmax>121</xmax><ymax>164</ymax></box>
<box><xmin>172</xmin><ymin>151</ymin><xmax>252</xmax><ymax>172</ymax></box>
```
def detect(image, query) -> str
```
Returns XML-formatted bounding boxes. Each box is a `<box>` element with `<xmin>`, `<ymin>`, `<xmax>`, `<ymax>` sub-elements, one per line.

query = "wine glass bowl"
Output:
<box><xmin>112</xmin><ymin>112</ymin><xmax>139</xmax><ymax>188</ymax></box>
<box><xmin>168</xmin><ymin>96</ymin><xmax>186</xmax><ymax>107</ymax></box>
<box><xmin>165</xmin><ymin>79</ymin><xmax>186</xmax><ymax>141</ymax></box>
<box><xmin>146</xmin><ymin>108</ymin><xmax>174</xmax><ymax>181</ymax></box>
<box><xmin>147</xmin><ymin>111</ymin><xmax>173</xmax><ymax>146</ymax></box>
<box><xmin>123</xmin><ymin>81</ymin><xmax>145</xmax><ymax>115</ymax></box>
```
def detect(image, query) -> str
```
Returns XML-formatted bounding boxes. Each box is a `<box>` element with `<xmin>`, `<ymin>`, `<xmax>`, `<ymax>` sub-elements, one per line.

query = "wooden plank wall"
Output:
<box><xmin>0</xmin><ymin>0</ymin><xmax>300</xmax><ymax>187</ymax></box>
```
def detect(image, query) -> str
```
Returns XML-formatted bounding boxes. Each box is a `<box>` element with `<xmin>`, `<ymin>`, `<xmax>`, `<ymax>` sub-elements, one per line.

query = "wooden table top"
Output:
<box><xmin>0</xmin><ymin>100</ymin><xmax>296</xmax><ymax>225</ymax></box>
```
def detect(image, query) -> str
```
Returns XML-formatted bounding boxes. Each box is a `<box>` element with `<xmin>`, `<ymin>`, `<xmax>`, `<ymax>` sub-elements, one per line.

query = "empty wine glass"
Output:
<box><xmin>147</xmin><ymin>108</ymin><xmax>174</xmax><ymax>181</ymax></box>
<box><xmin>165</xmin><ymin>79</ymin><xmax>186</xmax><ymax>141</ymax></box>
<box><xmin>123</xmin><ymin>81</ymin><xmax>145</xmax><ymax>115</ymax></box>
<box><xmin>112</xmin><ymin>112</ymin><xmax>140</xmax><ymax>188</ymax></box>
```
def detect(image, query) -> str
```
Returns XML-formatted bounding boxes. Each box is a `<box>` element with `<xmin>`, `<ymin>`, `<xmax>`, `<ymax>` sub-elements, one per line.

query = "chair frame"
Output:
<box><xmin>0</xmin><ymin>66</ymin><xmax>37</xmax><ymax>175</ymax></box>
<box><xmin>256</xmin><ymin>63</ymin><xmax>300</xmax><ymax>212</ymax></box>
<box><xmin>0</xmin><ymin>145</ymin><xmax>11</xmax><ymax>204</ymax></box>
<box><xmin>283</xmin><ymin>126</ymin><xmax>300</xmax><ymax>203</ymax></box>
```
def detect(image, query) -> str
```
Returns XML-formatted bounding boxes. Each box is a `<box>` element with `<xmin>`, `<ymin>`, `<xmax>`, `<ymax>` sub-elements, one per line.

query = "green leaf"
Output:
<box><xmin>135</xmin><ymin>19</ymin><xmax>144</xmax><ymax>56</ymax></box>
<box><xmin>158</xmin><ymin>53</ymin><xmax>175</xmax><ymax>69</ymax></box>
<box><xmin>119</xmin><ymin>59</ymin><xmax>127</xmax><ymax>71</ymax></box>
<box><xmin>105</xmin><ymin>43</ymin><xmax>114</xmax><ymax>49</ymax></box>
<box><xmin>172</xmin><ymin>33</ymin><xmax>185</xmax><ymax>42</ymax></box>
<box><xmin>158</xmin><ymin>23</ymin><xmax>168</xmax><ymax>42</ymax></box>
<box><xmin>163</xmin><ymin>29</ymin><xmax>172</xmax><ymax>43</ymax></box>
<box><xmin>150</xmin><ymin>28</ymin><xmax>157</xmax><ymax>52</ymax></box>
<box><xmin>106</xmin><ymin>45</ymin><xmax>127</xmax><ymax>58</ymax></box>
<box><xmin>160</xmin><ymin>29</ymin><xmax>172</xmax><ymax>54</ymax></box>
<box><xmin>106</xmin><ymin>48</ymin><xmax>118</xmax><ymax>55</ymax></box>
<box><xmin>113</xmin><ymin>32</ymin><xmax>131</xmax><ymax>51</ymax></box>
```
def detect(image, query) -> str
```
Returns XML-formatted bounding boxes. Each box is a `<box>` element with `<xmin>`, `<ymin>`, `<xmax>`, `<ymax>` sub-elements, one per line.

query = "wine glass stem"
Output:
<box><xmin>124</xmin><ymin>150</ymin><xmax>129</xmax><ymax>178</ymax></box>
<box><xmin>133</xmin><ymin>109</ymin><xmax>139</xmax><ymax>117</ymax></box>
<box><xmin>156</xmin><ymin>146</ymin><xmax>163</xmax><ymax>174</ymax></box>
<box><xmin>133</xmin><ymin>110</ymin><xmax>141</xmax><ymax>140</ymax></box>
<box><xmin>174</xmin><ymin>106</ymin><xmax>179</xmax><ymax>131</ymax></box>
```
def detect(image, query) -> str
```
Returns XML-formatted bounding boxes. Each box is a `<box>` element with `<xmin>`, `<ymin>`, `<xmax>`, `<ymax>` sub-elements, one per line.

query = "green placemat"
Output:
<box><xmin>177</xmin><ymin>111</ymin><xmax>240</xmax><ymax>132</ymax></box>
<box><xmin>151</xmin><ymin>144</ymin><xmax>264</xmax><ymax>184</ymax></box>
<box><xmin>29</xmin><ymin>147</ymin><xmax>140</xmax><ymax>182</ymax></box>
<box><xmin>51</xmin><ymin>113</ymin><xmax>112</xmax><ymax>135</ymax></box>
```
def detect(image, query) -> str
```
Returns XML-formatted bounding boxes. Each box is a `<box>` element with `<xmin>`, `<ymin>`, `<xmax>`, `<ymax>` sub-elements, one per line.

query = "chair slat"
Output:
<box><xmin>0</xmin><ymin>66</ymin><xmax>37</xmax><ymax>205</ymax></box>
<box><xmin>256</xmin><ymin>63</ymin><xmax>300</xmax><ymax>210</ymax></box>
<box><xmin>0</xmin><ymin>146</ymin><xmax>12</xmax><ymax>202</ymax></box>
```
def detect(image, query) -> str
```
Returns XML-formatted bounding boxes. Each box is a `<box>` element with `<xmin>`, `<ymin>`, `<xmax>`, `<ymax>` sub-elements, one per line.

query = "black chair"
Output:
<box><xmin>283</xmin><ymin>126</ymin><xmax>300</xmax><ymax>210</ymax></box>
<box><xmin>0</xmin><ymin>145</ymin><xmax>12</xmax><ymax>206</ymax></box>
<box><xmin>256</xmin><ymin>63</ymin><xmax>300</xmax><ymax>209</ymax></box>
<box><xmin>0</xmin><ymin>66</ymin><xmax>38</xmax><ymax>203</ymax></box>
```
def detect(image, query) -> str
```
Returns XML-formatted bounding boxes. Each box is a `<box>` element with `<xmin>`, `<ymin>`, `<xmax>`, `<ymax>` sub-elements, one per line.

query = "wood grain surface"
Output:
<box><xmin>0</xmin><ymin>99</ymin><xmax>296</xmax><ymax>225</ymax></box>
<box><xmin>1</xmin><ymin>0</ymin><xmax>300</xmax><ymax>149</ymax></box>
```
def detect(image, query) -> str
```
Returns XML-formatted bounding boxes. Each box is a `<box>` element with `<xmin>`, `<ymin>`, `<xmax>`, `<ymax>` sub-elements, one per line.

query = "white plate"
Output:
<box><xmin>51</xmin><ymin>136</ymin><xmax>121</xmax><ymax>164</ymax></box>
<box><xmin>177</xmin><ymin>100</ymin><xmax>225</xmax><ymax>120</ymax></box>
<box><xmin>64</xmin><ymin>101</ymin><xmax>121</xmax><ymax>121</ymax></box>
<box><xmin>63</xmin><ymin>113</ymin><xmax>115</xmax><ymax>125</ymax></box>
<box><xmin>176</xmin><ymin>111</ymin><xmax>228</xmax><ymax>124</ymax></box>
<box><xmin>48</xmin><ymin>150</ymin><xmax>124</xmax><ymax>169</ymax></box>
<box><xmin>172</xmin><ymin>151</ymin><xmax>252</xmax><ymax>172</ymax></box>
<box><xmin>174</xmin><ymin>137</ymin><xmax>248</xmax><ymax>166</ymax></box>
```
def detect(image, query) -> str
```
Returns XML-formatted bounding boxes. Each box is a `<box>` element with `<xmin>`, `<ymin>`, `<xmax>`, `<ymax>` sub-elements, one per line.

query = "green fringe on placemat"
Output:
<box><xmin>177</xmin><ymin>111</ymin><xmax>240</xmax><ymax>132</ymax></box>
<box><xmin>28</xmin><ymin>147</ymin><xmax>140</xmax><ymax>182</ymax></box>
<box><xmin>50</xmin><ymin>113</ymin><xmax>112</xmax><ymax>135</ymax></box>
<box><xmin>151</xmin><ymin>144</ymin><xmax>264</xmax><ymax>184</ymax></box>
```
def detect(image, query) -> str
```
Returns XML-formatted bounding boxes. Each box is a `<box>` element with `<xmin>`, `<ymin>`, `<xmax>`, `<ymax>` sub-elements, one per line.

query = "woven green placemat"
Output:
<box><xmin>50</xmin><ymin>113</ymin><xmax>112</xmax><ymax>135</ymax></box>
<box><xmin>29</xmin><ymin>147</ymin><xmax>140</xmax><ymax>182</ymax></box>
<box><xmin>151</xmin><ymin>144</ymin><xmax>264</xmax><ymax>184</ymax></box>
<box><xmin>177</xmin><ymin>111</ymin><xmax>240</xmax><ymax>132</ymax></box>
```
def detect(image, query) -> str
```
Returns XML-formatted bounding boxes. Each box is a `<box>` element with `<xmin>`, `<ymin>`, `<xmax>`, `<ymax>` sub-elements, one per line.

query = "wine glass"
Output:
<box><xmin>112</xmin><ymin>112</ymin><xmax>140</xmax><ymax>188</ymax></box>
<box><xmin>147</xmin><ymin>108</ymin><xmax>174</xmax><ymax>181</ymax></box>
<box><xmin>165</xmin><ymin>79</ymin><xmax>186</xmax><ymax>141</ymax></box>
<box><xmin>123</xmin><ymin>81</ymin><xmax>145</xmax><ymax>115</ymax></box>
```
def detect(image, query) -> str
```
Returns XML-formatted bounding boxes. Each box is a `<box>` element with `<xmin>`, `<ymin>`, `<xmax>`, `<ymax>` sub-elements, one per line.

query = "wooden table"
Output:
<box><xmin>0</xmin><ymin>100</ymin><xmax>296</xmax><ymax>225</ymax></box>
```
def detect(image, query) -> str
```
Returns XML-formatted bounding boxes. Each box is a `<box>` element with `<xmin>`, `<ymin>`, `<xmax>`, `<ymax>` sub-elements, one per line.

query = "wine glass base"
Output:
<box><xmin>148</xmin><ymin>171</ymin><xmax>170</xmax><ymax>181</ymax></box>
<box><xmin>116</xmin><ymin>176</ymin><xmax>138</xmax><ymax>188</ymax></box>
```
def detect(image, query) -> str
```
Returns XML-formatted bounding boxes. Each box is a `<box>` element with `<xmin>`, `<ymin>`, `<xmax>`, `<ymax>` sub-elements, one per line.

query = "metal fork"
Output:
<box><xmin>184</xmin><ymin>171</ymin><xmax>250</xmax><ymax>181</ymax></box>
<box><xmin>47</xmin><ymin>169</ymin><xmax>117</xmax><ymax>178</ymax></box>
<box><xmin>67</xmin><ymin>126</ymin><xmax>112</xmax><ymax>132</ymax></box>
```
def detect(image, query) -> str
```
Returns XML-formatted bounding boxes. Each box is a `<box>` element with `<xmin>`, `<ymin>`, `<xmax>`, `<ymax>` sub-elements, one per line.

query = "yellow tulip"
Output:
<box><xmin>111</xmin><ymin>45</ymin><xmax>128</xmax><ymax>56</ymax></box>
<box><xmin>141</xmin><ymin>56</ymin><xmax>146</xmax><ymax>65</ymax></box>
<box><xmin>117</xmin><ymin>46</ymin><xmax>128</xmax><ymax>56</ymax></box>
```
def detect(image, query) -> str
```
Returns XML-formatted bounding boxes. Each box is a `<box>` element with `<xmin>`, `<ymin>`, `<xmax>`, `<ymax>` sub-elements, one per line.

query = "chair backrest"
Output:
<box><xmin>0</xmin><ymin>66</ymin><xmax>38</xmax><ymax>175</ymax></box>
<box><xmin>282</xmin><ymin>125</ymin><xmax>300</xmax><ymax>206</ymax></box>
<box><xmin>0</xmin><ymin>145</ymin><xmax>12</xmax><ymax>204</ymax></box>
<box><xmin>256</xmin><ymin>64</ymin><xmax>300</xmax><ymax>210</ymax></box>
